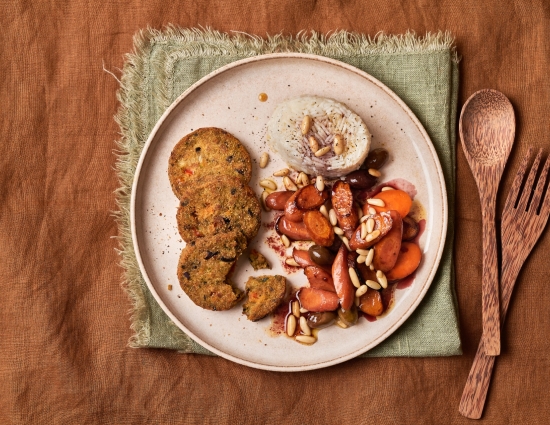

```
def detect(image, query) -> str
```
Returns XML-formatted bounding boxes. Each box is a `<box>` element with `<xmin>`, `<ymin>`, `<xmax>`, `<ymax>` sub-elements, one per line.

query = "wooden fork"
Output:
<box><xmin>459</xmin><ymin>147</ymin><xmax>550</xmax><ymax>419</ymax></box>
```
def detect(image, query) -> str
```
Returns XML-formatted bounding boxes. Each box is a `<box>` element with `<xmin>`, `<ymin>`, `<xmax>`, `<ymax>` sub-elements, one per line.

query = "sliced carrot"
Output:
<box><xmin>295</xmin><ymin>184</ymin><xmax>329</xmax><ymax>210</ymax></box>
<box><xmin>386</xmin><ymin>242</ymin><xmax>422</xmax><ymax>281</ymax></box>
<box><xmin>359</xmin><ymin>288</ymin><xmax>384</xmax><ymax>316</ymax></box>
<box><xmin>332</xmin><ymin>245</ymin><xmax>355</xmax><ymax>310</ymax></box>
<box><xmin>372</xmin><ymin>210</ymin><xmax>403</xmax><ymax>273</ymax></box>
<box><xmin>348</xmin><ymin>211</ymin><xmax>393</xmax><ymax>250</ymax></box>
<box><xmin>304</xmin><ymin>266</ymin><xmax>336</xmax><ymax>292</ymax></box>
<box><xmin>363</xmin><ymin>189</ymin><xmax>412</xmax><ymax>218</ymax></box>
<box><xmin>303</xmin><ymin>210</ymin><xmax>334</xmax><ymax>247</ymax></box>
<box><xmin>298</xmin><ymin>287</ymin><xmax>340</xmax><ymax>312</ymax></box>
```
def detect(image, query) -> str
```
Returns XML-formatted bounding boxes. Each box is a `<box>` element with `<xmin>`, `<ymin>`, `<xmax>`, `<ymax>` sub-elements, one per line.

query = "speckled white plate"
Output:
<box><xmin>131</xmin><ymin>53</ymin><xmax>447</xmax><ymax>371</ymax></box>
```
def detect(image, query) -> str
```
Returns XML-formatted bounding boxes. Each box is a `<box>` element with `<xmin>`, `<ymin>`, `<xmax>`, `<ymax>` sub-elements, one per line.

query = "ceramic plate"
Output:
<box><xmin>131</xmin><ymin>53</ymin><xmax>447</xmax><ymax>371</ymax></box>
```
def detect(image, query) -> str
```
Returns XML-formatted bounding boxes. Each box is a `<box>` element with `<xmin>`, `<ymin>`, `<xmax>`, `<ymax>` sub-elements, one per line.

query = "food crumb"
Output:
<box><xmin>248</xmin><ymin>249</ymin><xmax>271</xmax><ymax>270</ymax></box>
<box><xmin>168</xmin><ymin>284</ymin><xmax>173</xmax><ymax>291</ymax></box>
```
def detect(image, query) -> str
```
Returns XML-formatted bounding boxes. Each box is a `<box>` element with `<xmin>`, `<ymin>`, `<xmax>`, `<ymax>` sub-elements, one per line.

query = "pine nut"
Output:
<box><xmin>286</xmin><ymin>315</ymin><xmax>296</xmax><ymax>336</ymax></box>
<box><xmin>360</xmin><ymin>221</ymin><xmax>368</xmax><ymax>239</ymax></box>
<box><xmin>301</xmin><ymin>115</ymin><xmax>312</xmax><ymax>135</ymax></box>
<box><xmin>316</xmin><ymin>175</ymin><xmax>325</xmax><ymax>191</ymax></box>
<box><xmin>366</xmin><ymin>280</ymin><xmax>381</xmax><ymax>290</ymax></box>
<box><xmin>292</xmin><ymin>301</ymin><xmax>300</xmax><ymax>318</ymax></box>
<box><xmin>369</xmin><ymin>264</ymin><xmax>375</xmax><ymax>271</ymax></box>
<box><xmin>260</xmin><ymin>179</ymin><xmax>277</xmax><ymax>190</ymax></box>
<box><xmin>299</xmin><ymin>316</ymin><xmax>311</xmax><ymax>336</ymax></box>
<box><xmin>365</xmin><ymin>249</ymin><xmax>374</xmax><ymax>266</ymax></box>
<box><xmin>357</xmin><ymin>254</ymin><xmax>367</xmax><ymax>264</ymax></box>
<box><xmin>281</xmin><ymin>234</ymin><xmax>290</xmax><ymax>247</ymax></box>
<box><xmin>283</xmin><ymin>176</ymin><xmax>298</xmax><ymax>191</ymax></box>
<box><xmin>309</xmin><ymin>136</ymin><xmax>320</xmax><ymax>152</ymax></box>
<box><xmin>356</xmin><ymin>285</ymin><xmax>368</xmax><ymax>297</ymax></box>
<box><xmin>349</xmin><ymin>267</ymin><xmax>361</xmax><ymax>288</ymax></box>
<box><xmin>297</xmin><ymin>183</ymin><xmax>304</xmax><ymax>189</ymax></box>
<box><xmin>273</xmin><ymin>168</ymin><xmax>290</xmax><ymax>177</ymax></box>
<box><xmin>285</xmin><ymin>258</ymin><xmax>299</xmax><ymax>267</ymax></box>
<box><xmin>354</xmin><ymin>296</ymin><xmax>361</xmax><ymax>306</ymax></box>
<box><xmin>335</xmin><ymin>318</ymin><xmax>348</xmax><ymax>329</ymax></box>
<box><xmin>377</xmin><ymin>271</ymin><xmax>388</xmax><ymax>289</ymax></box>
<box><xmin>360</xmin><ymin>214</ymin><xmax>370</xmax><ymax>223</ymax></box>
<box><xmin>366</xmin><ymin>218</ymin><xmax>375</xmax><ymax>234</ymax></box>
<box><xmin>299</xmin><ymin>307</ymin><xmax>309</xmax><ymax>314</ymax></box>
<box><xmin>264</xmin><ymin>187</ymin><xmax>275</xmax><ymax>194</ymax></box>
<box><xmin>298</xmin><ymin>172</ymin><xmax>309</xmax><ymax>186</ymax></box>
<box><xmin>357</xmin><ymin>205</ymin><xmax>363</xmax><ymax>220</ymax></box>
<box><xmin>314</xmin><ymin>146</ymin><xmax>331</xmax><ymax>157</ymax></box>
<box><xmin>356</xmin><ymin>248</ymin><xmax>369</xmax><ymax>256</ymax></box>
<box><xmin>367</xmin><ymin>198</ymin><xmax>385</xmax><ymax>207</ymax></box>
<box><xmin>259</xmin><ymin>152</ymin><xmax>269</xmax><ymax>168</ymax></box>
<box><xmin>333</xmin><ymin>226</ymin><xmax>344</xmax><ymax>235</ymax></box>
<box><xmin>341</xmin><ymin>236</ymin><xmax>350</xmax><ymax>251</ymax></box>
<box><xmin>333</xmin><ymin>134</ymin><xmax>346</xmax><ymax>155</ymax></box>
<box><xmin>319</xmin><ymin>205</ymin><xmax>329</xmax><ymax>219</ymax></box>
<box><xmin>261</xmin><ymin>190</ymin><xmax>271</xmax><ymax>211</ymax></box>
<box><xmin>368</xmin><ymin>207</ymin><xmax>376</xmax><ymax>215</ymax></box>
<box><xmin>381</xmin><ymin>186</ymin><xmax>394</xmax><ymax>191</ymax></box>
<box><xmin>368</xmin><ymin>168</ymin><xmax>381</xmax><ymax>177</ymax></box>
<box><xmin>365</xmin><ymin>229</ymin><xmax>381</xmax><ymax>242</ymax></box>
<box><xmin>296</xmin><ymin>335</ymin><xmax>317</xmax><ymax>344</ymax></box>
<box><xmin>329</xmin><ymin>209</ymin><xmax>337</xmax><ymax>226</ymax></box>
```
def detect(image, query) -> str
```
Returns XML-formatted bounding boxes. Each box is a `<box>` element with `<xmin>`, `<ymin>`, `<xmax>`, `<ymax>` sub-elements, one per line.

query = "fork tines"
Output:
<box><xmin>504</xmin><ymin>147</ymin><xmax>550</xmax><ymax>216</ymax></box>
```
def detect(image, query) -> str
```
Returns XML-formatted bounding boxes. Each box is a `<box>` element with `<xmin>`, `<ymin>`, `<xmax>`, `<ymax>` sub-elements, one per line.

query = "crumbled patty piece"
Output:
<box><xmin>248</xmin><ymin>249</ymin><xmax>271</xmax><ymax>271</ymax></box>
<box><xmin>168</xmin><ymin>127</ymin><xmax>252</xmax><ymax>199</ymax></box>
<box><xmin>178</xmin><ymin>231</ymin><xmax>247</xmax><ymax>311</ymax></box>
<box><xmin>242</xmin><ymin>275</ymin><xmax>286</xmax><ymax>321</ymax></box>
<box><xmin>176</xmin><ymin>175</ymin><xmax>261</xmax><ymax>243</ymax></box>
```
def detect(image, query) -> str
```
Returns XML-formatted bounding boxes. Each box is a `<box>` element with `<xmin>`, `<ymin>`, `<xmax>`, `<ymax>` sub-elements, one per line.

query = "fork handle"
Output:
<box><xmin>479</xmin><ymin>196</ymin><xmax>501</xmax><ymax>356</ymax></box>
<box><xmin>459</xmin><ymin>262</ymin><xmax>522</xmax><ymax>419</ymax></box>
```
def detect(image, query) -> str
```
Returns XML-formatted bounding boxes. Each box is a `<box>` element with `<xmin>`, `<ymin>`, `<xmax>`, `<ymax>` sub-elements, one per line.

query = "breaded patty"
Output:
<box><xmin>242</xmin><ymin>275</ymin><xmax>287</xmax><ymax>321</ymax></box>
<box><xmin>177</xmin><ymin>231</ymin><xmax>248</xmax><ymax>311</ymax></box>
<box><xmin>168</xmin><ymin>127</ymin><xmax>252</xmax><ymax>200</ymax></box>
<box><xmin>176</xmin><ymin>175</ymin><xmax>261</xmax><ymax>243</ymax></box>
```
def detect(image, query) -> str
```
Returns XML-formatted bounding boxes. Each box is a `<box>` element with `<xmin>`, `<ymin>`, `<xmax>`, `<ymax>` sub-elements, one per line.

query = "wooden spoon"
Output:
<box><xmin>459</xmin><ymin>89</ymin><xmax>515</xmax><ymax>356</ymax></box>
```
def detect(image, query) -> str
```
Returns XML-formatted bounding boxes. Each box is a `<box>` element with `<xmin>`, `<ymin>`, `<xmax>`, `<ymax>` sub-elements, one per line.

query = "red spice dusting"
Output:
<box><xmin>397</xmin><ymin>272</ymin><xmax>416</xmax><ymax>289</ymax></box>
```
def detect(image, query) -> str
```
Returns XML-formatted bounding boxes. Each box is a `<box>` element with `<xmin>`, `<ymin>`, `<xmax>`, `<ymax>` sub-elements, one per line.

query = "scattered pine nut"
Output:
<box><xmin>281</xmin><ymin>234</ymin><xmax>290</xmax><ymax>247</ymax></box>
<box><xmin>292</xmin><ymin>301</ymin><xmax>300</xmax><ymax>318</ymax></box>
<box><xmin>368</xmin><ymin>168</ymin><xmax>381</xmax><ymax>177</ymax></box>
<box><xmin>333</xmin><ymin>134</ymin><xmax>346</xmax><ymax>155</ymax></box>
<box><xmin>366</xmin><ymin>218</ymin><xmax>375</xmax><ymax>233</ymax></box>
<box><xmin>365</xmin><ymin>229</ymin><xmax>381</xmax><ymax>242</ymax></box>
<box><xmin>273</xmin><ymin>168</ymin><xmax>290</xmax><ymax>177</ymax></box>
<box><xmin>296</xmin><ymin>335</ymin><xmax>317</xmax><ymax>344</ymax></box>
<box><xmin>368</xmin><ymin>207</ymin><xmax>376</xmax><ymax>215</ymax></box>
<box><xmin>259</xmin><ymin>152</ymin><xmax>269</xmax><ymax>168</ymax></box>
<box><xmin>314</xmin><ymin>146</ymin><xmax>331</xmax><ymax>157</ymax></box>
<box><xmin>365</xmin><ymin>249</ymin><xmax>374</xmax><ymax>267</ymax></box>
<box><xmin>329</xmin><ymin>209</ymin><xmax>338</xmax><ymax>226</ymax></box>
<box><xmin>261</xmin><ymin>190</ymin><xmax>271</xmax><ymax>211</ymax></box>
<box><xmin>366</xmin><ymin>280</ymin><xmax>381</xmax><ymax>290</ymax></box>
<box><xmin>297</xmin><ymin>183</ymin><xmax>305</xmax><ymax>189</ymax></box>
<box><xmin>349</xmin><ymin>267</ymin><xmax>361</xmax><ymax>288</ymax></box>
<box><xmin>360</xmin><ymin>222</ymin><xmax>368</xmax><ymax>239</ymax></box>
<box><xmin>299</xmin><ymin>307</ymin><xmax>309</xmax><ymax>314</ymax></box>
<box><xmin>333</xmin><ymin>226</ymin><xmax>344</xmax><ymax>236</ymax></box>
<box><xmin>319</xmin><ymin>205</ymin><xmax>329</xmax><ymax>219</ymax></box>
<box><xmin>316</xmin><ymin>175</ymin><xmax>325</xmax><ymax>191</ymax></box>
<box><xmin>335</xmin><ymin>318</ymin><xmax>348</xmax><ymax>329</ymax></box>
<box><xmin>285</xmin><ymin>257</ymin><xmax>299</xmax><ymax>267</ymax></box>
<box><xmin>298</xmin><ymin>172</ymin><xmax>309</xmax><ymax>186</ymax></box>
<box><xmin>354</xmin><ymin>296</ymin><xmax>361</xmax><ymax>307</ymax></box>
<box><xmin>299</xmin><ymin>316</ymin><xmax>312</xmax><ymax>336</ymax></box>
<box><xmin>377</xmin><ymin>271</ymin><xmax>388</xmax><ymax>289</ymax></box>
<box><xmin>286</xmin><ymin>315</ymin><xmax>296</xmax><ymax>336</ymax></box>
<box><xmin>367</xmin><ymin>198</ymin><xmax>385</xmax><ymax>207</ymax></box>
<box><xmin>357</xmin><ymin>254</ymin><xmax>367</xmax><ymax>264</ymax></box>
<box><xmin>357</xmin><ymin>205</ymin><xmax>363</xmax><ymax>221</ymax></box>
<box><xmin>381</xmin><ymin>186</ymin><xmax>394</xmax><ymax>191</ymax></box>
<box><xmin>309</xmin><ymin>136</ymin><xmax>319</xmax><ymax>152</ymax></box>
<box><xmin>283</xmin><ymin>176</ymin><xmax>298</xmax><ymax>191</ymax></box>
<box><xmin>369</xmin><ymin>264</ymin><xmax>375</xmax><ymax>271</ymax></box>
<box><xmin>301</xmin><ymin>115</ymin><xmax>312</xmax><ymax>135</ymax></box>
<box><xmin>356</xmin><ymin>248</ymin><xmax>369</xmax><ymax>256</ymax></box>
<box><xmin>260</xmin><ymin>179</ymin><xmax>277</xmax><ymax>190</ymax></box>
<box><xmin>356</xmin><ymin>285</ymin><xmax>368</xmax><ymax>297</ymax></box>
<box><xmin>341</xmin><ymin>236</ymin><xmax>351</xmax><ymax>251</ymax></box>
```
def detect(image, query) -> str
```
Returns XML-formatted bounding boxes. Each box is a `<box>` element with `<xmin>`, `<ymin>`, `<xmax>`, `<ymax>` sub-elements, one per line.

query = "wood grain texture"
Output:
<box><xmin>459</xmin><ymin>148</ymin><xmax>550</xmax><ymax>419</ymax></box>
<box><xmin>459</xmin><ymin>89</ymin><xmax>516</xmax><ymax>356</ymax></box>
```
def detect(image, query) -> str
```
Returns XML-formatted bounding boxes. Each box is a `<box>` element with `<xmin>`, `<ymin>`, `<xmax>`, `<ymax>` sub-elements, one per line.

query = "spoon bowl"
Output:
<box><xmin>459</xmin><ymin>89</ymin><xmax>515</xmax><ymax>356</ymax></box>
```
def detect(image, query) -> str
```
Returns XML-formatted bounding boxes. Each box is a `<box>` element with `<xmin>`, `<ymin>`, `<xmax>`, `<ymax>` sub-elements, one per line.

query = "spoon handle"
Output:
<box><xmin>479</xmin><ymin>194</ymin><xmax>500</xmax><ymax>356</ymax></box>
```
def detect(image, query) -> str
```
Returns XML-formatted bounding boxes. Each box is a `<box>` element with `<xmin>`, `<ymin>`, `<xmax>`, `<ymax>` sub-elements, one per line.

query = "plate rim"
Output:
<box><xmin>130</xmin><ymin>52</ymin><xmax>448</xmax><ymax>371</ymax></box>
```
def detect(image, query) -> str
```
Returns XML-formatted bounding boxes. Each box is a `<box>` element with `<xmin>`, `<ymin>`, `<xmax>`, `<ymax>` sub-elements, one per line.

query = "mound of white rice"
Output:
<box><xmin>266</xmin><ymin>96</ymin><xmax>371</xmax><ymax>178</ymax></box>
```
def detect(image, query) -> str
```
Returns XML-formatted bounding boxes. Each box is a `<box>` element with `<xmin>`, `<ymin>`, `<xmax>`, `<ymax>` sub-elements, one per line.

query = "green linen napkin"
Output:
<box><xmin>115</xmin><ymin>27</ymin><xmax>461</xmax><ymax>357</ymax></box>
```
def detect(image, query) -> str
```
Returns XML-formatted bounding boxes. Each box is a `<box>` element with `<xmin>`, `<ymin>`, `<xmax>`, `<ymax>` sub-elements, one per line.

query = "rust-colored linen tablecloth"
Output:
<box><xmin>1</xmin><ymin>1</ymin><xmax>549</xmax><ymax>423</ymax></box>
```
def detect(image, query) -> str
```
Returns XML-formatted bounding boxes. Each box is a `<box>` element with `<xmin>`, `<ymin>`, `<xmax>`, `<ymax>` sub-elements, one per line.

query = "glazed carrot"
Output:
<box><xmin>303</xmin><ymin>210</ymin><xmax>334</xmax><ymax>247</ymax></box>
<box><xmin>386</xmin><ymin>242</ymin><xmax>422</xmax><ymax>281</ymax></box>
<box><xmin>363</xmin><ymin>189</ymin><xmax>412</xmax><ymax>218</ymax></box>
<box><xmin>304</xmin><ymin>266</ymin><xmax>336</xmax><ymax>292</ymax></box>
<box><xmin>372</xmin><ymin>210</ymin><xmax>403</xmax><ymax>273</ymax></box>
<box><xmin>359</xmin><ymin>288</ymin><xmax>384</xmax><ymax>316</ymax></box>
<box><xmin>332</xmin><ymin>245</ymin><xmax>355</xmax><ymax>310</ymax></box>
<box><xmin>298</xmin><ymin>287</ymin><xmax>340</xmax><ymax>312</ymax></box>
